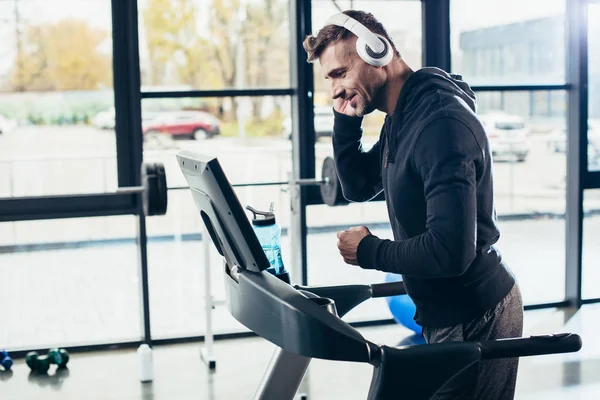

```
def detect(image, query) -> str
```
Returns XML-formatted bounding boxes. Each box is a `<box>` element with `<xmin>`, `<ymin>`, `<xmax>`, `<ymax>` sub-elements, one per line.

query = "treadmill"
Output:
<box><xmin>176</xmin><ymin>150</ymin><xmax>582</xmax><ymax>400</ymax></box>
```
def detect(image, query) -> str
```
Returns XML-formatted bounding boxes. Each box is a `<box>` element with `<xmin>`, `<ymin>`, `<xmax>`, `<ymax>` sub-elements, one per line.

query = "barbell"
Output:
<box><xmin>118</xmin><ymin>156</ymin><xmax>348</xmax><ymax>217</ymax></box>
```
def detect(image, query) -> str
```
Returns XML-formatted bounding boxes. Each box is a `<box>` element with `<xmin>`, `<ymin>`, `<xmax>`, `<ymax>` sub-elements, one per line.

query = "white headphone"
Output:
<box><xmin>324</xmin><ymin>13</ymin><xmax>394</xmax><ymax>67</ymax></box>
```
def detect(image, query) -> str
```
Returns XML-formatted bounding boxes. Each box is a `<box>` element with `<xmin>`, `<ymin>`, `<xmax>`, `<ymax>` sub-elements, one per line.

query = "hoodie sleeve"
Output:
<box><xmin>356</xmin><ymin>117</ymin><xmax>479</xmax><ymax>278</ymax></box>
<box><xmin>332</xmin><ymin>109</ymin><xmax>383</xmax><ymax>202</ymax></box>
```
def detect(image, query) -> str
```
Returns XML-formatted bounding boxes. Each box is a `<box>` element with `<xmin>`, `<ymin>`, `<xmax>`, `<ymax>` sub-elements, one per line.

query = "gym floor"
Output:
<box><xmin>1</xmin><ymin>304</ymin><xmax>599</xmax><ymax>400</ymax></box>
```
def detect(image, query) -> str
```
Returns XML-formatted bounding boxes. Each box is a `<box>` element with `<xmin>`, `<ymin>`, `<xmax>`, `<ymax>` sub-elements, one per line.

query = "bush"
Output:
<box><xmin>220</xmin><ymin>114</ymin><xmax>284</xmax><ymax>138</ymax></box>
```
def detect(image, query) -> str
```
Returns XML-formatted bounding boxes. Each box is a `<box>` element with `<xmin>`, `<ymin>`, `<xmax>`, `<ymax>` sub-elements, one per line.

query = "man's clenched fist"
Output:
<box><xmin>336</xmin><ymin>226</ymin><xmax>371</xmax><ymax>265</ymax></box>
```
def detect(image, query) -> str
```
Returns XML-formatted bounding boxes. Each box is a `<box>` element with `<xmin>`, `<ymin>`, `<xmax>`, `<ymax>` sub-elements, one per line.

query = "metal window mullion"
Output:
<box><xmin>289</xmin><ymin>0</ymin><xmax>314</xmax><ymax>286</ymax></box>
<box><xmin>0</xmin><ymin>194</ymin><xmax>137</xmax><ymax>222</ymax></box>
<box><xmin>422</xmin><ymin>0</ymin><xmax>451</xmax><ymax>71</ymax></box>
<box><xmin>565</xmin><ymin>0</ymin><xmax>588</xmax><ymax>308</ymax></box>
<box><xmin>111</xmin><ymin>0</ymin><xmax>151</xmax><ymax>344</ymax></box>
<box><xmin>584</xmin><ymin>171</ymin><xmax>600</xmax><ymax>189</ymax></box>
<box><xmin>471</xmin><ymin>84</ymin><xmax>570</xmax><ymax>92</ymax></box>
<box><xmin>141</xmin><ymin>88</ymin><xmax>295</xmax><ymax>99</ymax></box>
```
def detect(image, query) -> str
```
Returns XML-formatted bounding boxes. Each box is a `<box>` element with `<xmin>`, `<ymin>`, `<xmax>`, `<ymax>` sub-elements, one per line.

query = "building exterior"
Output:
<box><xmin>459</xmin><ymin>15</ymin><xmax>600</xmax><ymax>121</ymax></box>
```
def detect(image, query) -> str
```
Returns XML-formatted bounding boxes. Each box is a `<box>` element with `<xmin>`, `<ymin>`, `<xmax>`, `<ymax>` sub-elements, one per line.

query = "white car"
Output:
<box><xmin>0</xmin><ymin>115</ymin><xmax>17</xmax><ymax>134</ymax></box>
<box><xmin>479</xmin><ymin>113</ymin><xmax>530</xmax><ymax>162</ymax></box>
<box><xmin>548</xmin><ymin>120</ymin><xmax>600</xmax><ymax>155</ymax></box>
<box><xmin>282</xmin><ymin>106</ymin><xmax>334</xmax><ymax>140</ymax></box>
<box><xmin>92</xmin><ymin>107</ymin><xmax>116</xmax><ymax>130</ymax></box>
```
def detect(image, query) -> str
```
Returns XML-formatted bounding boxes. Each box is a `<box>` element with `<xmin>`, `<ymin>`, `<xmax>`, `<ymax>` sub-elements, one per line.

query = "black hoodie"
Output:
<box><xmin>332</xmin><ymin>67</ymin><xmax>515</xmax><ymax>328</ymax></box>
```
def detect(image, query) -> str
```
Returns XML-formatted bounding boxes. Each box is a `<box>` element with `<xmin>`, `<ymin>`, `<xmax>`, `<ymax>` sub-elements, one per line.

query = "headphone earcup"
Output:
<box><xmin>356</xmin><ymin>34</ymin><xmax>393</xmax><ymax>67</ymax></box>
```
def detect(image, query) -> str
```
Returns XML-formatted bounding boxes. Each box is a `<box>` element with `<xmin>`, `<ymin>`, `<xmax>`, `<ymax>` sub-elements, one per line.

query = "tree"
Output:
<box><xmin>140</xmin><ymin>0</ymin><xmax>291</xmax><ymax>123</ymax></box>
<box><xmin>207</xmin><ymin>0</ymin><xmax>242</xmax><ymax>119</ymax></box>
<box><xmin>243</xmin><ymin>0</ymin><xmax>289</xmax><ymax>121</ymax></box>
<box><xmin>9</xmin><ymin>19</ymin><xmax>111</xmax><ymax>91</ymax></box>
<box><xmin>142</xmin><ymin>0</ymin><xmax>228</xmax><ymax>116</ymax></box>
<box><xmin>142</xmin><ymin>0</ymin><xmax>218</xmax><ymax>87</ymax></box>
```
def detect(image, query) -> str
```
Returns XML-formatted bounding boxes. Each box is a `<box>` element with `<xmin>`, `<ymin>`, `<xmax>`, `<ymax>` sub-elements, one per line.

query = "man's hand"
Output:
<box><xmin>336</xmin><ymin>226</ymin><xmax>371</xmax><ymax>265</ymax></box>
<box><xmin>333</xmin><ymin>96</ymin><xmax>358</xmax><ymax>117</ymax></box>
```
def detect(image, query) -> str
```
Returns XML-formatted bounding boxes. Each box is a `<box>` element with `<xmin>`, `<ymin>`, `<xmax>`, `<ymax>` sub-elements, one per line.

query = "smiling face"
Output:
<box><xmin>319</xmin><ymin>38</ymin><xmax>386</xmax><ymax>117</ymax></box>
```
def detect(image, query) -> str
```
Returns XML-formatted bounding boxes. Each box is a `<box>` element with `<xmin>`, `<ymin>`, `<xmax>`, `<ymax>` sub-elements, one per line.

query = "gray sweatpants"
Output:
<box><xmin>422</xmin><ymin>283</ymin><xmax>524</xmax><ymax>400</ymax></box>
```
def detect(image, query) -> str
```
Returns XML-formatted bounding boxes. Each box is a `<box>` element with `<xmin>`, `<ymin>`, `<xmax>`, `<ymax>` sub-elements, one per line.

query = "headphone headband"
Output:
<box><xmin>325</xmin><ymin>14</ymin><xmax>385</xmax><ymax>54</ymax></box>
<box><xmin>324</xmin><ymin>13</ymin><xmax>393</xmax><ymax>67</ymax></box>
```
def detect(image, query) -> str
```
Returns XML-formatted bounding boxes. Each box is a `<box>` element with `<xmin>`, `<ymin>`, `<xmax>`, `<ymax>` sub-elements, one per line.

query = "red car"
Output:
<box><xmin>142</xmin><ymin>111</ymin><xmax>220</xmax><ymax>140</ymax></box>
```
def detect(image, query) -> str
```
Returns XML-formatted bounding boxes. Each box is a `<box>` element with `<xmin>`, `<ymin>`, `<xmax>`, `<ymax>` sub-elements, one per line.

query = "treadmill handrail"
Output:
<box><xmin>293</xmin><ymin>281</ymin><xmax>407</xmax><ymax>318</ymax></box>
<box><xmin>478</xmin><ymin>333</ymin><xmax>582</xmax><ymax>359</ymax></box>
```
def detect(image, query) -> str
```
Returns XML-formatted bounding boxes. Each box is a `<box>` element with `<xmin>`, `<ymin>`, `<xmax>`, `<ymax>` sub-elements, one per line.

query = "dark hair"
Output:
<box><xmin>303</xmin><ymin>10</ymin><xmax>400</xmax><ymax>62</ymax></box>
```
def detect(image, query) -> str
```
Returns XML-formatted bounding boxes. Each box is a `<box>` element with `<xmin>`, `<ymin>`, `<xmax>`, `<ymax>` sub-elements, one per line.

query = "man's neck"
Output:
<box><xmin>379</xmin><ymin>60</ymin><xmax>413</xmax><ymax>116</ymax></box>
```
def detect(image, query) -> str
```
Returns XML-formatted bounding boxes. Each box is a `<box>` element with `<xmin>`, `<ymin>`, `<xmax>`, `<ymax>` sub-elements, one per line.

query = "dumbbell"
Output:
<box><xmin>26</xmin><ymin>351</ymin><xmax>51</xmax><ymax>374</ymax></box>
<box><xmin>26</xmin><ymin>348</ymin><xmax>69</xmax><ymax>374</ymax></box>
<box><xmin>0</xmin><ymin>349</ymin><xmax>13</xmax><ymax>371</ymax></box>
<box><xmin>48</xmin><ymin>348</ymin><xmax>70</xmax><ymax>369</ymax></box>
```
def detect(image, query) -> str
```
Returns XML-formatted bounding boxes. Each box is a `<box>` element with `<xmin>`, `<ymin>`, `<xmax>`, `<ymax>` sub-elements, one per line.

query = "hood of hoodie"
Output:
<box><xmin>383</xmin><ymin>67</ymin><xmax>478</xmax><ymax>164</ymax></box>
<box><xmin>394</xmin><ymin>67</ymin><xmax>477</xmax><ymax>115</ymax></box>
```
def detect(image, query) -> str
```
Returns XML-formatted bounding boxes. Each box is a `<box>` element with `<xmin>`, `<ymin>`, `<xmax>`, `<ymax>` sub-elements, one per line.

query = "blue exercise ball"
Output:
<box><xmin>385</xmin><ymin>273</ymin><xmax>423</xmax><ymax>335</ymax></box>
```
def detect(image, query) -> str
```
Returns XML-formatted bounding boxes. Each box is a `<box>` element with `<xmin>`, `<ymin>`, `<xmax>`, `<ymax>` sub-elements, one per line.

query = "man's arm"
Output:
<box><xmin>356</xmin><ymin>117</ymin><xmax>479</xmax><ymax>278</ymax></box>
<box><xmin>332</xmin><ymin>109</ymin><xmax>383</xmax><ymax>202</ymax></box>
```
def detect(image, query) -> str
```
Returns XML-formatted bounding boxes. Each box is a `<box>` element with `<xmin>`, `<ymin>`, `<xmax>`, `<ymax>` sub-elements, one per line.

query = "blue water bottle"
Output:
<box><xmin>246</xmin><ymin>203</ymin><xmax>286</xmax><ymax>276</ymax></box>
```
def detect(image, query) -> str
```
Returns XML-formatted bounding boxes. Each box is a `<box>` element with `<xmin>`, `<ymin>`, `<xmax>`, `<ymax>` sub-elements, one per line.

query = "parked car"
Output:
<box><xmin>142</xmin><ymin>111</ymin><xmax>220</xmax><ymax>140</ymax></box>
<box><xmin>282</xmin><ymin>106</ymin><xmax>334</xmax><ymax>140</ymax></box>
<box><xmin>547</xmin><ymin>120</ymin><xmax>600</xmax><ymax>154</ymax></box>
<box><xmin>479</xmin><ymin>112</ymin><xmax>530</xmax><ymax>162</ymax></box>
<box><xmin>0</xmin><ymin>115</ymin><xmax>17</xmax><ymax>134</ymax></box>
<box><xmin>91</xmin><ymin>107</ymin><xmax>116</xmax><ymax>130</ymax></box>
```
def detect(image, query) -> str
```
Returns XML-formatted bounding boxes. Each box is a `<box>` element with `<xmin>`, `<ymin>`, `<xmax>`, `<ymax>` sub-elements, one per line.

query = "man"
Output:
<box><xmin>303</xmin><ymin>10</ymin><xmax>524</xmax><ymax>400</ymax></box>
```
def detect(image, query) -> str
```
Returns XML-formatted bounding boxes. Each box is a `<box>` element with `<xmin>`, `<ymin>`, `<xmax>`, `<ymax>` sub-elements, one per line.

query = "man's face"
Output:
<box><xmin>319</xmin><ymin>38</ymin><xmax>385</xmax><ymax>117</ymax></box>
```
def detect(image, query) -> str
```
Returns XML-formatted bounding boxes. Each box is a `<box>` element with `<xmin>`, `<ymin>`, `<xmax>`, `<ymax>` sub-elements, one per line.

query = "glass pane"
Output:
<box><xmin>0</xmin><ymin>215</ymin><xmax>141</xmax><ymax>351</ymax></box>
<box><xmin>147</xmin><ymin>186</ymin><xmax>294</xmax><ymax>338</ymax></box>
<box><xmin>141</xmin><ymin>95</ymin><xmax>293</xmax><ymax>183</ymax></box>
<box><xmin>0</xmin><ymin>0</ymin><xmax>116</xmax><ymax>197</ymax></box>
<box><xmin>309</xmin><ymin>90</ymin><xmax>567</xmax><ymax>322</ymax></box>
<box><xmin>582</xmin><ymin>190</ymin><xmax>600</xmax><ymax>300</ymax></box>
<box><xmin>454</xmin><ymin>91</ymin><xmax>567</xmax><ymax>303</ymax></box>
<box><xmin>147</xmin><ymin>189</ymin><xmax>250</xmax><ymax>338</ymax></box>
<box><xmin>137</xmin><ymin>0</ymin><xmax>291</xmax><ymax>91</ymax></box>
<box><xmin>451</xmin><ymin>0</ymin><xmax>566</xmax><ymax>86</ymax></box>
<box><xmin>307</xmin><ymin>203</ymin><xmax>393</xmax><ymax>324</ymax></box>
<box><xmin>589</xmin><ymin>2</ymin><xmax>600</xmax><ymax>171</ymax></box>
<box><xmin>311</xmin><ymin>1</ymin><xmax>422</xmax><ymax>120</ymax></box>
<box><xmin>141</xmin><ymin>95</ymin><xmax>295</xmax><ymax>336</ymax></box>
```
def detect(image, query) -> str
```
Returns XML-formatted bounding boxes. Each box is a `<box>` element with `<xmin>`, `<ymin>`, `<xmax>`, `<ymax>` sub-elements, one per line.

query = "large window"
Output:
<box><xmin>0</xmin><ymin>216</ymin><xmax>141</xmax><ymax>350</ymax></box>
<box><xmin>450</xmin><ymin>1</ymin><xmax>569</xmax><ymax>305</ymax></box>
<box><xmin>145</xmin><ymin>140</ymin><xmax>294</xmax><ymax>337</ymax></box>
<box><xmin>451</xmin><ymin>0</ymin><xmax>566</xmax><ymax>86</ymax></box>
<box><xmin>307</xmin><ymin>203</ymin><xmax>392</xmax><ymax>323</ymax></box>
<box><xmin>137</xmin><ymin>0</ymin><xmax>291</xmax><ymax>90</ymax></box>
<box><xmin>0</xmin><ymin>0</ymin><xmax>116</xmax><ymax>197</ymax></box>
<box><xmin>308</xmin><ymin>91</ymin><xmax>569</xmax><ymax>306</ymax></box>
<box><xmin>141</xmin><ymin>95</ymin><xmax>294</xmax><ymax>233</ymax></box>
<box><xmin>136</xmin><ymin>0</ymin><xmax>297</xmax><ymax>336</ymax></box>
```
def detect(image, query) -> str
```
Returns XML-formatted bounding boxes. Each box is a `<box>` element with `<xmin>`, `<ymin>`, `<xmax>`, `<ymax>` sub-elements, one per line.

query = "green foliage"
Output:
<box><xmin>220</xmin><ymin>113</ymin><xmax>285</xmax><ymax>137</ymax></box>
<box><xmin>10</xmin><ymin>19</ymin><xmax>111</xmax><ymax>91</ymax></box>
<box><xmin>143</xmin><ymin>0</ymin><xmax>222</xmax><ymax>89</ymax></box>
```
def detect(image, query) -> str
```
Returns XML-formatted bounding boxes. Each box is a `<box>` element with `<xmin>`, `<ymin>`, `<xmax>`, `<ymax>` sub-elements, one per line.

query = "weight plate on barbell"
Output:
<box><xmin>142</xmin><ymin>162</ymin><xmax>168</xmax><ymax>216</ymax></box>
<box><xmin>320</xmin><ymin>156</ymin><xmax>348</xmax><ymax>207</ymax></box>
